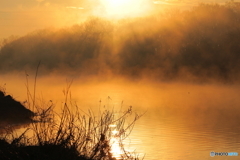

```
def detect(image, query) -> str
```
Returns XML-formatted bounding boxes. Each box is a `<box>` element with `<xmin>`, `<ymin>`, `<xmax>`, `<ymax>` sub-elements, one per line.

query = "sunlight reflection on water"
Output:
<box><xmin>109</xmin><ymin>124</ymin><xmax>124</xmax><ymax>159</ymax></box>
<box><xmin>1</xmin><ymin>76</ymin><xmax>240</xmax><ymax>160</ymax></box>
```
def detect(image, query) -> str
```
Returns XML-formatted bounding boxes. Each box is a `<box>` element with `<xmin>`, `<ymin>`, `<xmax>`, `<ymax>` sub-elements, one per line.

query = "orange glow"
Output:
<box><xmin>110</xmin><ymin>137</ymin><xmax>123</xmax><ymax>159</ymax></box>
<box><xmin>109</xmin><ymin>124</ymin><xmax>124</xmax><ymax>159</ymax></box>
<box><xmin>99</xmin><ymin>0</ymin><xmax>152</xmax><ymax>18</ymax></box>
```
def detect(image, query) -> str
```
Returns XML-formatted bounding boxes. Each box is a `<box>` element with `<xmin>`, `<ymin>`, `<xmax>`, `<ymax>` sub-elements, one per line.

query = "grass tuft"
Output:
<box><xmin>0</xmin><ymin>82</ymin><xmax>143</xmax><ymax>160</ymax></box>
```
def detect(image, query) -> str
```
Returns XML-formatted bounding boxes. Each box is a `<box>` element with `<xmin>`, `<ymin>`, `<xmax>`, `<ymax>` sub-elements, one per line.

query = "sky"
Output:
<box><xmin>1</xmin><ymin>0</ymin><xmax>239</xmax><ymax>39</ymax></box>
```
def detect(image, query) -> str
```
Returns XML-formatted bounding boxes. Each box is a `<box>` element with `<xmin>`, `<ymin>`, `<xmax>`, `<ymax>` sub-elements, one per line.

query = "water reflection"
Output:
<box><xmin>129</xmin><ymin>100</ymin><xmax>240</xmax><ymax>160</ymax></box>
<box><xmin>110</xmin><ymin>137</ymin><xmax>123</xmax><ymax>159</ymax></box>
<box><xmin>1</xmin><ymin>77</ymin><xmax>240</xmax><ymax>159</ymax></box>
<box><xmin>109</xmin><ymin>124</ymin><xmax>122</xmax><ymax>159</ymax></box>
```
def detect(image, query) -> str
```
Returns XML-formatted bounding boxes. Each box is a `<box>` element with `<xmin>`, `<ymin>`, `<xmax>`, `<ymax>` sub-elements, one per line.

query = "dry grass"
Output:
<box><xmin>0</xmin><ymin>80</ymin><xmax>144</xmax><ymax>160</ymax></box>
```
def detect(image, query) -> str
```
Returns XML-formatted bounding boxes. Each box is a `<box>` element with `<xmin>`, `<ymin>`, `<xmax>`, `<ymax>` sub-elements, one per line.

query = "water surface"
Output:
<box><xmin>1</xmin><ymin>76</ymin><xmax>240</xmax><ymax>159</ymax></box>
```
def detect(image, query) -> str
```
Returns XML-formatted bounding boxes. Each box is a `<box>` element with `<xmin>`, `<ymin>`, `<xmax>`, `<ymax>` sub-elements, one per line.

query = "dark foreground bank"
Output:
<box><xmin>0</xmin><ymin>87</ymin><xmax>142</xmax><ymax>160</ymax></box>
<box><xmin>0</xmin><ymin>139</ymin><xmax>91</xmax><ymax>160</ymax></box>
<box><xmin>0</xmin><ymin>90</ymin><xmax>34</xmax><ymax>130</ymax></box>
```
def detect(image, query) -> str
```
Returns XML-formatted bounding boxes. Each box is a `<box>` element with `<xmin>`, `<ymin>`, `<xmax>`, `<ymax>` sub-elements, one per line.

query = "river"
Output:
<box><xmin>1</xmin><ymin>75</ymin><xmax>240</xmax><ymax>159</ymax></box>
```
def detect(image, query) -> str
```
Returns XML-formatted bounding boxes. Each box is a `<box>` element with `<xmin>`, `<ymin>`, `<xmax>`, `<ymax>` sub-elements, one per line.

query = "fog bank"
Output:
<box><xmin>1</xmin><ymin>3</ymin><xmax>240</xmax><ymax>84</ymax></box>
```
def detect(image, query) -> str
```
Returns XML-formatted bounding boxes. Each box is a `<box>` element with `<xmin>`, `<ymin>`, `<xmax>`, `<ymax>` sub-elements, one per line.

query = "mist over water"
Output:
<box><xmin>2</xmin><ymin>74</ymin><xmax>240</xmax><ymax>159</ymax></box>
<box><xmin>1</xmin><ymin>2</ymin><xmax>240</xmax><ymax>83</ymax></box>
<box><xmin>1</xmin><ymin>2</ymin><xmax>240</xmax><ymax>159</ymax></box>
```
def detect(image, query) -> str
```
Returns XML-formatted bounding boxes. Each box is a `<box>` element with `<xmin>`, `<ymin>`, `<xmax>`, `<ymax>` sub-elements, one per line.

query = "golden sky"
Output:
<box><xmin>0</xmin><ymin>0</ymin><xmax>238</xmax><ymax>39</ymax></box>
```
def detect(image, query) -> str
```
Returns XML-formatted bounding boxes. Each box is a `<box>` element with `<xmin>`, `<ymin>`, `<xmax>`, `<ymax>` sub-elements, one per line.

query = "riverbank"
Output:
<box><xmin>0</xmin><ymin>139</ymin><xmax>91</xmax><ymax>160</ymax></box>
<box><xmin>0</xmin><ymin>86</ymin><xmax>142</xmax><ymax>160</ymax></box>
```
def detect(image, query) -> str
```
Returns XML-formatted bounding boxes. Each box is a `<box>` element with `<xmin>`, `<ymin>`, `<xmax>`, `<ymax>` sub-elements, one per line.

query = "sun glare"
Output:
<box><xmin>99</xmin><ymin>0</ymin><xmax>152</xmax><ymax>18</ymax></box>
<box><xmin>107</xmin><ymin>0</ymin><xmax>129</xmax><ymax>8</ymax></box>
<box><xmin>110</xmin><ymin>137</ymin><xmax>123</xmax><ymax>159</ymax></box>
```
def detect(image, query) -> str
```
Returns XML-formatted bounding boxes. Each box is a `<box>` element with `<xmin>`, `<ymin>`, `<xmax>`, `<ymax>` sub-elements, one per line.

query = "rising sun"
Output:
<box><xmin>99</xmin><ymin>0</ymin><xmax>152</xmax><ymax>18</ymax></box>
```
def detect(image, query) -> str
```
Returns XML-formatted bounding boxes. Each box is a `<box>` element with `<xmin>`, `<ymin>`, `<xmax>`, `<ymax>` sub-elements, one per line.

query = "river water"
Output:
<box><xmin>79</xmin><ymin>81</ymin><xmax>240</xmax><ymax>160</ymax></box>
<box><xmin>1</xmin><ymin>75</ymin><xmax>240</xmax><ymax>160</ymax></box>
